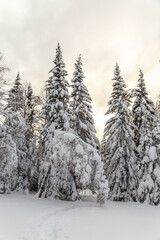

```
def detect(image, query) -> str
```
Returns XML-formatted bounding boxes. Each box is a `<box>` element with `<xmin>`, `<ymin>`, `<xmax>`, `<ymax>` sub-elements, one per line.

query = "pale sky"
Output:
<box><xmin>1</xmin><ymin>0</ymin><xmax>160</xmax><ymax>139</ymax></box>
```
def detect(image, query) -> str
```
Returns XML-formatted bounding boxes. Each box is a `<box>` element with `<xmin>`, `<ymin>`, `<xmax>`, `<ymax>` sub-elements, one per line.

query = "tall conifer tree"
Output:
<box><xmin>103</xmin><ymin>63</ymin><xmax>138</xmax><ymax>201</ymax></box>
<box><xmin>132</xmin><ymin>70</ymin><xmax>160</xmax><ymax>205</ymax></box>
<box><xmin>6</xmin><ymin>72</ymin><xmax>24</xmax><ymax>115</ymax></box>
<box><xmin>70</xmin><ymin>55</ymin><xmax>99</xmax><ymax>148</ymax></box>
<box><xmin>39</xmin><ymin>44</ymin><xmax>70</xmax><ymax>193</ymax></box>
<box><xmin>42</xmin><ymin>43</ymin><xmax>70</xmax><ymax>143</ymax></box>
<box><xmin>25</xmin><ymin>83</ymin><xmax>38</xmax><ymax>191</ymax></box>
<box><xmin>5</xmin><ymin>73</ymin><xmax>32</xmax><ymax>192</ymax></box>
<box><xmin>26</xmin><ymin>83</ymin><xmax>35</xmax><ymax>140</ymax></box>
<box><xmin>132</xmin><ymin>69</ymin><xmax>155</xmax><ymax>147</ymax></box>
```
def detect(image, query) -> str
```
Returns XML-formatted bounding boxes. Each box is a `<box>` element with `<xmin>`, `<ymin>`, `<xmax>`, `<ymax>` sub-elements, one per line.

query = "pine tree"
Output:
<box><xmin>23</xmin><ymin>82</ymin><xmax>43</xmax><ymax>144</ymax></box>
<box><xmin>70</xmin><ymin>55</ymin><xmax>99</xmax><ymax>148</ymax></box>
<box><xmin>42</xmin><ymin>43</ymin><xmax>70</xmax><ymax>142</ymax></box>
<box><xmin>6</xmin><ymin>72</ymin><xmax>24</xmax><ymax>116</ymax></box>
<box><xmin>39</xmin><ymin>44</ymin><xmax>71</xmax><ymax>194</ymax></box>
<box><xmin>25</xmin><ymin>83</ymin><xmax>38</xmax><ymax>191</ymax></box>
<box><xmin>3</xmin><ymin>111</ymin><xmax>29</xmax><ymax>192</ymax></box>
<box><xmin>5</xmin><ymin>75</ymin><xmax>37</xmax><ymax>192</ymax></box>
<box><xmin>132</xmin><ymin>70</ymin><xmax>160</xmax><ymax>205</ymax></box>
<box><xmin>132</xmin><ymin>69</ymin><xmax>155</xmax><ymax>147</ymax></box>
<box><xmin>103</xmin><ymin>63</ymin><xmax>138</xmax><ymax>201</ymax></box>
<box><xmin>25</xmin><ymin>83</ymin><xmax>35</xmax><ymax>140</ymax></box>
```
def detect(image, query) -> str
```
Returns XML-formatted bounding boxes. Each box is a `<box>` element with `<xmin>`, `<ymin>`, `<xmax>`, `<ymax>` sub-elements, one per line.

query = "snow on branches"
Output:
<box><xmin>102</xmin><ymin>63</ymin><xmax>138</xmax><ymax>202</ymax></box>
<box><xmin>38</xmin><ymin>130</ymin><xmax>108</xmax><ymax>205</ymax></box>
<box><xmin>70</xmin><ymin>55</ymin><xmax>99</xmax><ymax>149</ymax></box>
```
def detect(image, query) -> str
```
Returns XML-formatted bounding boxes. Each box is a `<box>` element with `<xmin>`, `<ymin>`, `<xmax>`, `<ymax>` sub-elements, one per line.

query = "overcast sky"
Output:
<box><xmin>1</xmin><ymin>0</ymin><xmax>160</xmax><ymax>139</ymax></box>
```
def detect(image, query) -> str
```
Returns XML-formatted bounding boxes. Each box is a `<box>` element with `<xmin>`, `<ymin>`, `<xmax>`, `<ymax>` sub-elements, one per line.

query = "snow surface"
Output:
<box><xmin>149</xmin><ymin>146</ymin><xmax>157</xmax><ymax>161</ymax></box>
<box><xmin>0</xmin><ymin>194</ymin><xmax>160</xmax><ymax>240</ymax></box>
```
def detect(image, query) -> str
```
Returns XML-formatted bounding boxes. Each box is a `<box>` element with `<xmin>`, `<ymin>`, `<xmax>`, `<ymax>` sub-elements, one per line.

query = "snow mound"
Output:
<box><xmin>1</xmin><ymin>194</ymin><xmax>160</xmax><ymax>240</ymax></box>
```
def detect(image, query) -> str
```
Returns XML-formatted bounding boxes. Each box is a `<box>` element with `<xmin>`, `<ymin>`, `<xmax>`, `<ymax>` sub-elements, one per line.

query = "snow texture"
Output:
<box><xmin>38</xmin><ymin>130</ymin><xmax>108</xmax><ymax>204</ymax></box>
<box><xmin>0</xmin><ymin>193</ymin><xmax>160</xmax><ymax>240</ymax></box>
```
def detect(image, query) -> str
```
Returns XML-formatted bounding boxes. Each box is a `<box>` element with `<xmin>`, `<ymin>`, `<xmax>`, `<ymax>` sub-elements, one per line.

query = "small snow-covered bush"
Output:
<box><xmin>38</xmin><ymin>130</ymin><xmax>108</xmax><ymax>204</ymax></box>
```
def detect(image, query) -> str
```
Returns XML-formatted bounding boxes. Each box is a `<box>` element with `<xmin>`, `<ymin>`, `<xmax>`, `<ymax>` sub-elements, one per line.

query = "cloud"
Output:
<box><xmin>0</xmin><ymin>0</ymin><xmax>160</xmax><ymax>138</ymax></box>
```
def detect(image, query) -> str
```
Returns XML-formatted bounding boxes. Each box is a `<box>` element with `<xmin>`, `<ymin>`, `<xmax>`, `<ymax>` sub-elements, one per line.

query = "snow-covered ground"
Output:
<box><xmin>0</xmin><ymin>194</ymin><xmax>160</xmax><ymax>240</ymax></box>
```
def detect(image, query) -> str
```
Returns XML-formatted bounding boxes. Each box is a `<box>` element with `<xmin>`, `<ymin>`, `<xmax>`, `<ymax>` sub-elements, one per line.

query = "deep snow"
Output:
<box><xmin>0</xmin><ymin>194</ymin><xmax>160</xmax><ymax>240</ymax></box>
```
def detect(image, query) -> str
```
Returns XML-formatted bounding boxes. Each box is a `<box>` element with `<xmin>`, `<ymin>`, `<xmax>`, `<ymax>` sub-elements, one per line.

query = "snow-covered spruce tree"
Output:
<box><xmin>103</xmin><ymin>63</ymin><xmax>138</xmax><ymax>202</ymax></box>
<box><xmin>70</xmin><ymin>55</ymin><xmax>99</xmax><ymax>149</ymax></box>
<box><xmin>38</xmin><ymin>130</ymin><xmax>108</xmax><ymax>204</ymax></box>
<box><xmin>138</xmin><ymin>117</ymin><xmax>160</xmax><ymax>205</ymax></box>
<box><xmin>3</xmin><ymin>111</ymin><xmax>30</xmax><ymax>192</ymax></box>
<box><xmin>5</xmin><ymin>76</ymin><xmax>37</xmax><ymax>192</ymax></box>
<box><xmin>0</xmin><ymin>124</ymin><xmax>18</xmax><ymax>193</ymax></box>
<box><xmin>132</xmin><ymin>70</ymin><xmax>160</xmax><ymax>205</ymax></box>
<box><xmin>25</xmin><ymin>83</ymin><xmax>39</xmax><ymax>191</ymax></box>
<box><xmin>23</xmin><ymin>82</ymin><xmax>44</xmax><ymax>144</ymax></box>
<box><xmin>38</xmin><ymin>43</ymin><xmax>71</xmax><ymax>196</ymax></box>
<box><xmin>132</xmin><ymin>69</ymin><xmax>156</xmax><ymax>147</ymax></box>
<box><xmin>41</xmin><ymin>43</ymin><xmax>70</xmax><ymax>144</ymax></box>
<box><xmin>6</xmin><ymin>72</ymin><xmax>25</xmax><ymax>116</ymax></box>
<box><xmin>38</xmin><ymin>46</ymin><xmax>108</xmax><ymax>204</ymax></box>
<box><xmin>25</xmin><ymin>83</ymin><xmax>35</xmax><ymax>140</ymax></box>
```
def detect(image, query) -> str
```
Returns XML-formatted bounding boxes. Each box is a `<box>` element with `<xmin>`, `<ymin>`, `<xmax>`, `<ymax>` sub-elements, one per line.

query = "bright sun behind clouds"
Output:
<box><xmin>93</xmin><ymin>112</ymin><xmax>113</xmax><ymax>140</ymax></box>
<box><xmin>1</xmin><ymin>0</ymin><xmax>160</xmax><ymax>140</ymax></box>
